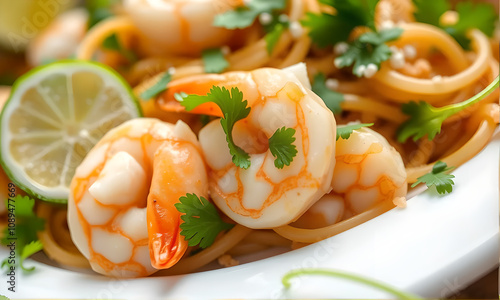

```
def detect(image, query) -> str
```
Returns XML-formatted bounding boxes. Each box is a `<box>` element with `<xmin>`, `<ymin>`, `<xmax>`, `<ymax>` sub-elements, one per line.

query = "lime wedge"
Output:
<box><xmin>0</xmin><ymin>60</ymin><xmax>142</xmax><ymax>203</ymax></box>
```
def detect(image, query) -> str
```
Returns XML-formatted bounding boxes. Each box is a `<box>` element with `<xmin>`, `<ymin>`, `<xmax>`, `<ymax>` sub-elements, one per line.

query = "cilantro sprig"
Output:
<box><xmin>397</xmin><ymin>76</ymin><xmax>499</xmax><ymax>142</ymax></box>
<box><xmin>140</xmin><ymin>70</ymin><xmax>173</xmax><ymax>101</ymax></box>
<box><xmin>179</xmin><ymin>86</ymin><xmax>298</xmax><ymax>169</ymax></box>
<box><xmin>269</xmin><ymin>127</ymin><xmax>298</xmax><ymax>169</ymax></box>
<box><xmin>214</xmin><ymin>0</ymin><xmax>288</xmax><ymax>55</ymax></box>
<box><xmin>214</xmin><ymin>0</ymin><xmax>286</xmax><ymax>29</ymax></box>
<box><xmin>175</xmin><ymin>193</ymin><xmax>234</xmax><ymax>249</ymax></box>
<box><xmin>1</xmin><ymin>195</ymin><xmax>45</xmax><ymax>272</ymax></box>
<box><xmin>413</xmin><ymin>0</ymin><xmax>497</xmax><ymax>49</ymax></box>
<box><xmin>302</xmin><ymin>0</ymin><xmax>402</xmax><ymax>77</ymax></box>
<box><xmin>412</xmin><ymin>0</ymin><xmax>449</xmax><ymax>27</ymax></box>
<box><xmin>336</xmin><ymin>123</ymin><xmax>373</xmax><ymax>140</ymax></box>
<box><xmin>180</xmin><ymin>86</ymin><xmax>252</xmax><ymax>169</ymax></box>
<box><xmin>202</xmin><ymin>48</ymin><xmax>229</xmax><ymax>74</ymax></box>
<box><xmin>335</xmin><ymin>28</ymin><xmax>402</xmax><ymax>77</ymax></box>
<box><xmin>301</xmin><ymin>0</ymin><xmax>379</xmax><ymax>48</ymax></box>
<box><xmin>312</xmin><ymin>73</ymin><xmax>344</xmax><ymax>114</ymax></box>
<box><xmin>411</xmin><ymin>161</ymin><xmax>455</xmax><ymax>194</ymax></box>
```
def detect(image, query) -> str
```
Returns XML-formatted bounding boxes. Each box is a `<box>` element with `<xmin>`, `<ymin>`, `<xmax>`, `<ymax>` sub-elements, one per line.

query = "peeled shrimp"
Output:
<box><xmin>163</xmin><ymin>65</ymin><xmax>336</xmax><ymax>228</ymax></box>
<box><xmin>291</xmin><ymin>194</ymin><xmax>345</xmax><ymax>229</ymax></box>
<box><xmin>123</xmin><ymin>0</ymin><xmax>239</xmax><ymax>56</ymax></box>
<box><xmin>291</xmin><ymin>126</ymin><xmax>407</xmax><ymax>228</ymax></box>
<box><xmin>332</xmin><ymin>127</ymin><xmax>407</xmax><ymax>217</ymax></box>
<box><xmin>67</xmin><ymin>118</ymin><xmax>208</xmax><ymax>277</ymax></box>
<box><xmin>293</xmin><ymin>127</ymin><xmax>407</xmax><ymax>229</ymax></box>
<box><xmin>26</xmin><ymin>9</ymin><xmax>88</xmax><ymax>66</ymax></box>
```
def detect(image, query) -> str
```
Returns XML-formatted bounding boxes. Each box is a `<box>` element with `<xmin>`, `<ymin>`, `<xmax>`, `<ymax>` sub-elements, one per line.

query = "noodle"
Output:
<box><xmin>273</xmin><ymin>200</ymin><xmax>396</xmax><ymax>243</ymax></box>
<box><xmin>406</xmin><ymin>103</ymin><xmax>499</xmax><ymax>182</ymax></box>
<box><xmin>243</xmin><ymin>231</ymin><xmax>292</xmax><ymax>247</ymax></box>
<box><xmin>226</xmin><ymin>243</ymin><xmax>270</xmax><ymax>256</ymax></box>
<box><xmin>76</xmin><ymin>16</ymin><xmax>138</xmax><ymax>61</ymax></box>
<box><xmin>374</xmin><ymin>27</ymin><xmax>491</xmax><ymax>98</ymax></box>
<box><xmin>341</xmin><ymin>94</ymin><xmax>406</xmax><ymax>123</ymax></box>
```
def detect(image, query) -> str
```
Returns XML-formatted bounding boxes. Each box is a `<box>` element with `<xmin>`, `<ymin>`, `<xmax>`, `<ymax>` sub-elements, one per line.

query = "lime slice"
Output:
<box><xmin>0</xmin><ymin>60</ymin><xmax>142</xmax><ymax>203</ymax></box>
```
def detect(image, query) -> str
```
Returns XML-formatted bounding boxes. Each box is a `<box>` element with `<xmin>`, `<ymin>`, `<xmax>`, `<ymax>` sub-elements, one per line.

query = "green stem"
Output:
<box><xmin>282</xmin><ymin>268</ymin><xmax>422</xmax><ymax>300</ymax></box>
<box><xmin>438</xmin><ymin>75</ymin><xmax>499</xmax><ymax>117</ymax></box>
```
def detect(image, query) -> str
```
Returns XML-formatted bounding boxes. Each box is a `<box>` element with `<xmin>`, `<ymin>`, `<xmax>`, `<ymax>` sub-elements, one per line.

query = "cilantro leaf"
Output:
<box><xmin>301</xmin><ymin>0</ymin><xmax>379</xmax><ymax>48</ymax></box>
<box><xmin>214</xmin><ymin>0</ymin><xmax>286</xmax><ymax>29</ymax></box>
<box><xmin>412</xmin><ymin>0</ymin><xmax>450</xmax><ymax>27</ymax></box>
<box><xmin>214</xmin><ymin>8</ymin><xmax>258</xmax><ymax>29</ymax></box>
<box><xmin>1</xmin><ymin>195</ymin><xmax>45</xmax><ymax>272</ymax></box>
<box><xmin>175</xmin><ymin>194</ymin><xmax>234</xmax><ymax>249</ymax></box>
<box><xmin>397</xmin><ymin>76</ymin><xmax>499</xmax><ymax>142</ymax></box>
<box><xmin>396</xmin><ymin>101</ymin><xmax>446</xmax><ymax>142</ymax></box>
<box><xmin>140</xmin><ymin>71</ymin><xmax>172</xmax><ymax>100</ymax></box>
<box><xmin>301</xmin><ymin>13</ymin><xmax>352</xmax><ymax>48</ymax></box>
<box><xmin>358</xmin><ymin>28</ymin><xmax>403</xmax><ymax>44</ymax></box>
<box><xmin>312</xmin><ymin>73</ymin><xmax>344</xmax><ymax>114</ymax></box>
<box><xmin>331</xmin><ymin>0</ymin><xmax>379</xmax><ymax>30</ymax></box>
<box><xmin>411</xmin><ymin>161</ymin><xmax>455</xmax><ymax>194</ymax></box>
<box><xmin>268</xmin><ymin>127</ymin><xmax>298</xmax><ymax>169</ymax></box>
<box><xmin>265</xmin><ymin>22</ymin><xmax>287</xmax><ymax>55</ymax></box>
<box><xmin>336</xmin><ymin>123</ymin><xmax>373</xmax><ymax>140</ymax></box>
<box><xmin>180</xmin><ymin>86</ymin><xmax>252</xmax><ymax>169</ymax></box>
<box><xmin>202</xmin><ymin>48</ymin><xmax>229</xmax><ymax>74</ymax></box>
<box><xmin>336</xmin><ymin>28</ymin><xmax>403</xmax><ymax>76</ymax></box>
<box><xmin>20</xmin><ymin>240</ymin><xmax>43</xmax><ymax>272</ymax></box>
<box><xmin>445</xmin><ymin>2</ymin><xmax>497</xmax><ymax>49</ymax></box>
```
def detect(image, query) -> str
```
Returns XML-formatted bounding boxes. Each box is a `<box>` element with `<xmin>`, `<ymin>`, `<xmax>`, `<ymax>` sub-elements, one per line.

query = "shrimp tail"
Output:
<box><xmin>157</xmin><ymin>72</ymin><xmax>258</xmax><ymax>116</ymax></box>
<box><xmin>147</xmin><ymin>145</ymin><xmax>189</xmax><ymax>269</ymax></box>
<box><xmin>147</xmin><ymin>197</ymin><xmax>187</xmax><ymax>269</ymax></box>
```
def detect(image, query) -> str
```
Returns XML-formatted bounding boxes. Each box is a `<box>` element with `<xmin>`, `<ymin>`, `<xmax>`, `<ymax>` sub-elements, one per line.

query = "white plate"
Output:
<box><xmin>1</xmin><ymin>134</ymin><xmax>498</xmax><ymax>299</ymax></box>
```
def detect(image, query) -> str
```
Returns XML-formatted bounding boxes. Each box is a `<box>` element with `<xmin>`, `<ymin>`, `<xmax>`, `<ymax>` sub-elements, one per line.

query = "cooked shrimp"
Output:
<box><xmin>291</xmin><ymin>194</ymin><xmax>345</xmax><ymax>229</ymax></box>
<box><xmin>292</xmin><ymin>127</ymin><xmax>407</xmax><ymax>228</ymax></box>
<box><xmin>163</xmin><ymin>65</ymin><xmax>336</xmax><ymax>228</ymax></box>
<box><xmin>123</xmin><ymin>0</ymin><xmax>240</xmax><ymax>56</ymax></box>
<box><xmin>331</xmin><ymin>126</ymin><xmax>407</xmax><ymax>218</ymax></box>
<box><xmin>67</xmin><ymin>118</ymin><xmax>208</xmax><ymax>278</ymax></box>
<box><xmin>26</xmin><ymin>9</ymin><xmax>88</xmax><ymax>66</ymax></box>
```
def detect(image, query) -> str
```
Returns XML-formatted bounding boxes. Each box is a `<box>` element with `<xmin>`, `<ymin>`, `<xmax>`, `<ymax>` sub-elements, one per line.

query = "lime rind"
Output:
<box><xmin>0</xmin><ymin>60</ymin><xmax>143</xmax><ymax>203</ymax></box>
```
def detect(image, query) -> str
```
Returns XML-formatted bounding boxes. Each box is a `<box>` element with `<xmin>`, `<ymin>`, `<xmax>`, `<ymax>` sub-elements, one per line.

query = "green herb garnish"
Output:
<box><xmin>175</xmin><ymin>193</ymin><xmax>234</xmax><ymax>248</ymax></box>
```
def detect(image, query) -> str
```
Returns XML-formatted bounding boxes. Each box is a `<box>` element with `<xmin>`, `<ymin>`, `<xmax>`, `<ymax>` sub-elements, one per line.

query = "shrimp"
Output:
<box><xmin>26</xmin><ymin>9</ymin><xmax>88</xmax><ymax>66</ymax></box>
<box><xmin>161</xmin><ymin>65</ymin><xmax>336</xmax><ymax>228</ymax></box>
<box><xmin>293</xmin><ymin>127</ymin><xmax>407</xmax><ymax>228</ymax></box>
<box><xmin>291</xmin><ymin>194</ymin><xmax>345</xmax><ymax>229</ymax></box>
<box><xmin>123</xmin><ymin>0</ymin><xmax>240</xmax><ymax>56</ymax></box>
<box><xmin>67</xmin><ymin>118</ymin><xmax>208</xmax><ymax>277</ymax></box>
